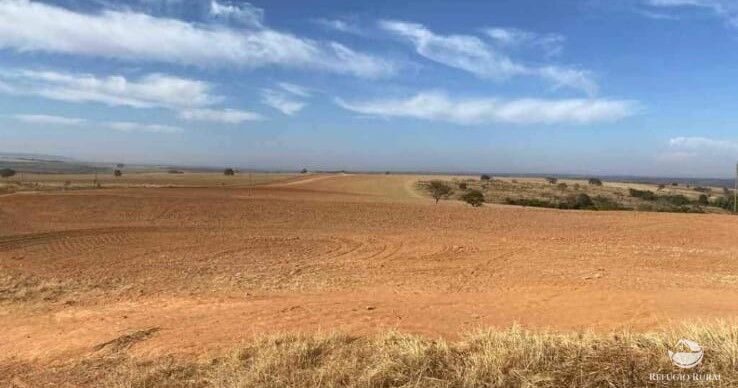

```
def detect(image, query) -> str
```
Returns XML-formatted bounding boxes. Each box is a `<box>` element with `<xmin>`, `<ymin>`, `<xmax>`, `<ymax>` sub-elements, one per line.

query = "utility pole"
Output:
<box><xmin>734</xmin><ymin>162</ymin><xmax>737</xmax><ymax>214</ymax></box>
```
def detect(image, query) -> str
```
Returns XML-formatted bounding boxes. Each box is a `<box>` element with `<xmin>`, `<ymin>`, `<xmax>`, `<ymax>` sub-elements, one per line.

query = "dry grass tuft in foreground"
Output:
<box><xmin>8</xmin><ymin>324</ymin><xmax>735</xmax><ymax>387</ymax></box>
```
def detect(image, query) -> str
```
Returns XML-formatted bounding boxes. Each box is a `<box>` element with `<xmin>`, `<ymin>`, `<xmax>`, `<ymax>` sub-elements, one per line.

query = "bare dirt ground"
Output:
<box><xmin>2</xmin><ymin>173</ymin><xmax>738</xmax><ymax>371</ymax></box>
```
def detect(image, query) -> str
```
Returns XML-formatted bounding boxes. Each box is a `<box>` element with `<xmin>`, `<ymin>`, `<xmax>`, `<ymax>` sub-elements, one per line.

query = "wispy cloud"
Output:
<box><xmin>261</xmin><ymin>88</ymin><xmax>306</xmax><ymax>115</ymax></box>
<box><xmin>378</xmin><ymin>20</ymin><xmax>597</xmax><ymax>95</ymax></box>
<box><xmin>209</xmin><ymin>0</ymin><xmax>263</xmax><ymax>27</ymax></box>
<box><xmin>179</xmin><ymin>108</ymin><xmax>264</xmax><ymax>124</ymax></box>
<box><xmin>277</xmin><ymin>82</ymin><xmax>311</xmax><ymax>97</ymax></box>
<box><xmin>314</xmin><ymin>18</ymin><xmax>363</xmax><ymax>35</ymax></box>
<box><xmin>643</xmin><ymin>0</ymin><xmax>738</xmax><ymax>25</ymax></box>
<box><xmin>0</xmin><ymin>69</ymin><xmax>218</xmax><ymax>109</ymax></box>
<box><xmin>637</xmin><ymin>9</ymin><xmax>681</xmax><ymax>20</ymax></box>
<box><xmin>13</xmin><ymin>114</ymin><xmax>87</xmax><ymax>125</ymax></box>
<box><xmin>0</xmin><ymin>0</ymin><xmax>396</xmax><ymax>78</ymax></box>
<box><xmin>107</xmin><ymin>121</ymin><xmax>183</xmax><ymax>133</ymax></box>
<box><xmin>379</xmin><ymin>20</ymin><xmax>525</xmax><ymax>80</ymax></box>
<box><xmin>669</xmin><ymin>136</ymin><xmax>738</xmax><ymax>151</ymax></box>
<box><xmin>483</xmin><ymin>27</ymin><xmax>565</xmax><ymax>57</ymax></box>
<box><xmin>336</xmin><ymin>91</ymin><xmax>637</xmax><ymax>125</ymax></box>
<box><xmin>657</xmin><ymin>135</ymin><xmax>738</xmax><ymax>164</ymax></box>
<box><xmin>0</xmin><ymin>68</ymin><xmax>261</xmax><ymax>124</ymax></box>
<box><xmin>11</xmin><ymin>114</ymin><xmax>183</xmax><ymax>133</ymax></box>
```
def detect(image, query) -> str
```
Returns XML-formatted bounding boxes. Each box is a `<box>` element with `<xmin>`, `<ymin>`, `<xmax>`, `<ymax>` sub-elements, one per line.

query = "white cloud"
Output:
<box><xmin>0</xmin><ymin>0</ymin><xmax>395</xmax><ymax>78</ymax></box>
<box><xmin>637</xmin><ymin>9</ymin><xmax>681</xmax><ymax>20</ymax></box>
<box><xmin>261</xmin><ymin>89</ymin><xmax>306</xmax><ymax>115</ymax></box>
<box><xmin>538</xmin><ymin>66</ymin><xmax>598</xmax><ymax>96</ymax></box>
<box><xmin>11</xmin><ymin>114</ymin><xmax>183</xmax><ymax>133</ymax></box>
<box><xmin>209</xmin><ymin>0</ymin><xmax>263</xmax><ymax>27</ymax></box>
<box><xmin>669</xmin><ymin>136</ymin><xmax>738</xmax><ymax>151</ymax></box>
<box><xmin>483</xmin><ymin>27</ymin><xmax>565</xmax><ymax>57</ymax></box>
<box><xmin>13</xmin><ymin>114</ymin><xmax>87</xmax><ymax>125</ymax></box>
<box><xmin>0</xmin><ymin>69</ymin><xmax>218</xmax><ymax>109</ymax></box>
<box><xmin>1</xmin><ymin>68</ymin><xmax>259</xmax><ymax>124</ymax></box>
<box><xmin>378</xmin><ymin>20</ymin><xmax>597</xmax><ymax>95</ymax></box>
<box><xmin>179</xmin><ymin>108</ymin><xmax>264</xmax><ymax>123</ymax></box>
<box><xmin>314</xmin><ymin>18</ymin><xmax>363</xmax><ymax>35</ymax></box>
<box><xmin>107</xmin><ymin>121</ymin><xmax>183</xmax><ymax>133</ymax></box>
<box><xmin>336</xmin><ymin>91</ymin><xmax>637</xmax><ymax>125</ymax></box>
<box><xmin>379</xmin><ymin>20</ymin><xmax>525</xmax><ymax>80</ymax></box>
<box><xmin>644</xmin><ymin>0</ymin><xmax>738</xmax><ymax>25</ymax></box>
<box><xmin>277</xmin><ymin>82</ymin><xmax>311</xmax><ymax>97</ymax></box>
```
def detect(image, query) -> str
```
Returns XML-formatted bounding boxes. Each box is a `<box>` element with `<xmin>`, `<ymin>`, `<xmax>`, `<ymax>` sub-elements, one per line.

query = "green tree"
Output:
<box><xmin>223</xmin><ymin>168</ymin><xmax>235</xmax><ymax>176</ymax></box>
<box><xmin>461</xmin><ymin>189</ymin><xmax>485</xmax><ymax>207</ymax></box>
<box><xmin>426</xmin><ymin>180</ymin><xmax>454</xmax><ymax>204</ymax></box>
<box><xmin>0</xmin><ymin>168</ymin><xmax>16</xmax><ymax>178</ymax></box>
<box><xmin>698</xmin><ymin>194</ymin><xmax>709</xmax><ymax>206</ymax></box>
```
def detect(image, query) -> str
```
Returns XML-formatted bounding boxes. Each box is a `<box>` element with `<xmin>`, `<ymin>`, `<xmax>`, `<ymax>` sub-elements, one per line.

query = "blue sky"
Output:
<box><xmin>1</xmin><ymin>0</ymin><xmax>738</xmax><ymax>177</ymax></box>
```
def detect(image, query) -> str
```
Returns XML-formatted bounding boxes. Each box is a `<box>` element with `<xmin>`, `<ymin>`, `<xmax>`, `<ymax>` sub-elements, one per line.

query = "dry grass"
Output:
<box><xmin>9</xmin><ymin>324</ymin><xmax>736</xmax><ymax>387</ymax></box>
<box><xmin>0</xmin><ymin>270</ymin><xmax>128</xmax><ymax>306</ymax></box>
<box><xmin>0</xmin><ymin>172</ymin><xmax>299</xmax><ymax>192</ymax></box>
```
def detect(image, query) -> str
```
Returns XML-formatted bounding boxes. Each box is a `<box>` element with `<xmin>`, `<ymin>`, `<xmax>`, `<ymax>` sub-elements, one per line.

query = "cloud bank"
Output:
<box><xmin>12</xmin><ymin>114</ymin><xmax>183</xmax><ymax>133</ymax></box>
<box><xmin>337</xmin><ymin>91</ymin><xmax>637</xmax><ymax>125</ymax></box>
<box><xmin>379</xmin><ymin>20</ymin><xmax>597</xmax><ymax>95</ymax></box>
<box><xmin>0</xmin><ymin>0</ymin><xmax>396</xmax><ymax>78</ymax></box>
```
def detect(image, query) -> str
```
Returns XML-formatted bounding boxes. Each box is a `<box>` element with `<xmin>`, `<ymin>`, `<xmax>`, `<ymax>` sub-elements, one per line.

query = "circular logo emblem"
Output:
<box><xmin>668</xmin><ymin>339</ymin><xmax>704</xmax><ymax>369</ymax></box>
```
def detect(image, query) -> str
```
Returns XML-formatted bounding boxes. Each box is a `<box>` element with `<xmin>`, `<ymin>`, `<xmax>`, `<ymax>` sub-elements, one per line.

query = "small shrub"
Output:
<box><xmin>168</xmin><ymin>169</ymin><xmax>184</xmax><ymax>174</ymax></box>
<box><xmin>711</xmin><ymin>196</ymin><xmax>736</xmax><ymax>210</ymax></box>
<box><xmin>505</xmin><ymin>198</ymin><xmax>558</xmax><ymax>208</ymax></box>
<box><xmin>562</xmin><ymin>193</ymin><xmax>595</xmax><ymax>210</ymax></box>
<box><xmin>458</xmin><ymin>182</ymin><xmax>468</xmax><ymax>190</ymax></box>
<box><xmin>657</xmin><ymin>184</ymin><xmax>665</xmax><ymax>190</ymax></box>
<box><xmin>546</xmin><ymin>177</ymin><xmax>558</xmax><ymax>184</ymax></box>
<box><xmin>658</xmin><ymin>194</ymin><xmax>691</xmax><ymax>206</ymax></box>
<box><xmin>698</xmin><ymin>194</ymin><xmax>709</xmax><ymax>206</ymax></box>
<box><xmin>592</xmin><ymin>196</ymin><xmax>628</xmax><ymax>211</ymax></box>
<box><xmin>480</xmin><ymin>174</ymin><xmax>491</xmax><ymax>181</ymax></box>
<box><xmin>0</xmin><ymin>168</ymin><xmax>16</xmax><ymax>178</ymax></box>
<box><xmin>629</xmin><ymin>188</ymin><xmax>656</xmax><ymax>201</ymax></box>
<box><xmin>588</xmin><ymin>178</ymin><xmax>603</xmax><ymax>186</ymax></box>
<box><xmin>223</xmin><ymin>168</ymin><xmax>235</xmax><ymax>176</ymax></box>
<box><xmin>113</xmin><ymin>169</ymin><xmax>122</xmax><ymax>177</ymax></box>
<box><xmin>301</xmin><ymin>168</ymin><xmax>309</xmax><ymax>174</ymax></box>
<box><xmin>557</xmin><ymin>182</ymin><xmax>568</xmax><ymax>190</ymax></box>
<box><xmin>460</xmin><ymin>189</ymin><xmax>485</xmax><ymax>207</ymax></box>
<box><xmin>425</xmin><ymin>180</ymin><xmax>454</xmax><ymax>204</ymax></box>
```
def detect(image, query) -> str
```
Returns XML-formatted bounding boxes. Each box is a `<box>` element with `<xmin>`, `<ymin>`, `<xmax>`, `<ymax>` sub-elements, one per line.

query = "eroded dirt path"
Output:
<box><xmin>2</xmin><ymin>174</ymin><xmax>738</xmax><ymax>364</ymax></box>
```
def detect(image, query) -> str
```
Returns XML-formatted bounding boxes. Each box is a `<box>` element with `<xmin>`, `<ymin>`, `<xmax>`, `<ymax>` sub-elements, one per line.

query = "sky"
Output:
<box><xmin>1</xmin><ymin>0</ymin><xmax>738</xmax><ymax>177</ymax></box>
